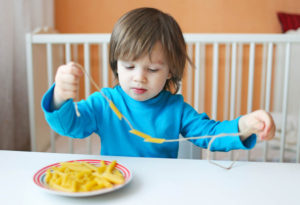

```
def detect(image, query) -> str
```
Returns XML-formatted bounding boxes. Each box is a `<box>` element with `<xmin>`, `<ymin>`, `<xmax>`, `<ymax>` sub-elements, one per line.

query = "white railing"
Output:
<box><xmin>26</xmin><ymin>33</ymin><xmax>300</xmax><ymax>162</ymax></box>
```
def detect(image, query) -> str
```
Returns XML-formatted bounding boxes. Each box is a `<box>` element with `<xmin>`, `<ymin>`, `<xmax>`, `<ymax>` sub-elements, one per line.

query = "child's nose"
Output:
<box><xmin>133</xmin><ymin>69</ymin><xmax>147</xmax><ymax>83</ymax></box>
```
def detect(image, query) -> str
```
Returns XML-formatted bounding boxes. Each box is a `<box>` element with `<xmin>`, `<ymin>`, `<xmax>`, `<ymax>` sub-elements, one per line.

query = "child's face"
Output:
<box><xmin>117</xmin><ymin>42</ymin><xmax>171</xmax><ymax>101</ymax></box>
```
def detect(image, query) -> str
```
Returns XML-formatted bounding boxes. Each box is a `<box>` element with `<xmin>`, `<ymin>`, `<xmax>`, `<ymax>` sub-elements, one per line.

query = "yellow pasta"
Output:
<box><xmin>109</xmin><ymin>101</ymin><xmax>123</xmax><ymax>120</ymax></box>
<box><xmin>144</xmin><ymin>137</ymin><xmax>165</xmax><ymax>144</ymax></box>
<box><xmin>45</xmin><ymin>160</ymin><xmax>125</xmax><ymax>192</ymax></box>
<box><xmin>129</xmin><ymin>129</ymin><xmax>165</xmax><ymax>143</ymax></box>
<box><xmin>129</xmin><ymin>129</ymin><xmax>152</xmax><ymax>139</ymax></box>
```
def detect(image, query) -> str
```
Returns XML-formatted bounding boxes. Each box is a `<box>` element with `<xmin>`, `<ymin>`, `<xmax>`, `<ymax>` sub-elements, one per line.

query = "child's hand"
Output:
<box><xmin>52</xmin><ymin>62</ymin><xmax>83</xmax><ymax>110</ymax></box>
<box><xmin>238</xmin><ymin>110</ymin><xmax>276</xmax><ymax>141</ymax></box>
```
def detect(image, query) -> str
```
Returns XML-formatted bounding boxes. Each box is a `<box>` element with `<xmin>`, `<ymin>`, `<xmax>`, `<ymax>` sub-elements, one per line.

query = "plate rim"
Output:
<box><xmin>33</xmin><ymin>159</ymin><xmax>133</xmax><ymax>197</ymax></box>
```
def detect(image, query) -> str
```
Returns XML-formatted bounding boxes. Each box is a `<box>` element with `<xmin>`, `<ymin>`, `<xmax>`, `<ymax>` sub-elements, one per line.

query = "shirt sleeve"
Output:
<box><xmin>41</xmin><ymin>84</ymin><xmax>97</xmax><ymax>138</ymax></box>
<box><xmin>180</xmin><ymin>102</ymin><xmax>256</xmax><ymax>152</ymax></box>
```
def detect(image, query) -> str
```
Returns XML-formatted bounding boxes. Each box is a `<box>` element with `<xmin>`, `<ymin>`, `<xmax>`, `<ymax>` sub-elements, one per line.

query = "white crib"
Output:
<box><xmin>25</xmin><ymin>33</ymin><xmax>300</xmax><ymax>163</ymax></box>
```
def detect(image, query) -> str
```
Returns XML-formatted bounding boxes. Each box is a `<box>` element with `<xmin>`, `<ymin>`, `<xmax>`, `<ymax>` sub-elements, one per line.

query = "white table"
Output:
<box><xmin>1</xmin><ymin>150</ymin><xmax>299</xmax><ymax>204</ymax></box>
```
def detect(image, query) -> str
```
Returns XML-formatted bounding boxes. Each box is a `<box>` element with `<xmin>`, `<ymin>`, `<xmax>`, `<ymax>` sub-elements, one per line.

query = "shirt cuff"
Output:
<box><xmin>41</xmin><ymin>84</ymin><xmax>71</xmax><ymax>113</ymax></box>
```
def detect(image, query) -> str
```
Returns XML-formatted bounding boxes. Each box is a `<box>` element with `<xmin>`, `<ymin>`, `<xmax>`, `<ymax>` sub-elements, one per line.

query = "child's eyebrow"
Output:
<box><xmin>150</xmin><ymin>60</ymin><xmax>165</xmax><ymax>66</ymax></box>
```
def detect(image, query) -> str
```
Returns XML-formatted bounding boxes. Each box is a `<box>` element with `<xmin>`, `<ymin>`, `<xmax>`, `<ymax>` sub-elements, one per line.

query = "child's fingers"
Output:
<box><xmin>262</xmin><ymin>112</ymin><xmax>275</xmax><ymax>140</ymax></box>
<box><xmin>55</xmin><ymin>65</ymin><xmax>82</xmax><ymax>101</ymax></box>
<box><xmin>254</xmin><ymin>120</ymin><xmax>265</xmax><ymax>132</ymax></box>
<box><xmin>240</xmin><ymin>110</ymin><xmax>276</xmax><ymax>141</ymax></box>
<box><xmin>59</xmin><ymin>81</ymin><xmax>79</xmax><ymax>91</ymax></box>
<box><xmin>60</xmin><ymin>73</ymin><xmax>80</xmax><ymax>84</ymax></box>
<box><xmin>259</xmin><ymin>112</ymin><xmax>272</xmax><ymax>130</ymax></box>
<box><xmin>56</xmin><ymin>63</ymin><xmax>82</xmax><ymax>85</ymax></box>
<box><xmin>67</xmin><ymin>62</ymin><xmax>84</xmax><ymax>77</ymax></box>
<box><xmin>60</xmin><ymin>62</ymin><xmax>83</xmax><ymax>77</ymax></box>
<box><xmin>253</xmin><ymin>111</ymin><xmax>275</xmax><ymax>141</ymax></box>
<box><xmin>57</xmin><ymin>78</ymin><xmax>79</xmax><ymax>99</ymax></box>
<box><xmin>260</xmin><ymin>123</ymin><xmax>275</xmax><ymax>141</ymax></box>
<box><xmin>55</xmin><ymin>74</ymin><xmax>80</xmax><ymax>94</ymax></box>
<box><xmin>54</xmin><ymin>86</ymin><xmax>77</xmax><ymax>101</ymax></box>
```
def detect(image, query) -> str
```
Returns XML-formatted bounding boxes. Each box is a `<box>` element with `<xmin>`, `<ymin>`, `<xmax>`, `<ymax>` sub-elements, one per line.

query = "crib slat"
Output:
<box><xmin>224</xmin><ymin>43</ymin><xmax>231</xmax><ymax>159</ymax></box>
<box><xmin>192</xmin><ymin>43</ymin><xmax>202</xmax><ymax>159</ymax></box>
<box><xmin>84</xmin><ymin>43</ymin><xmax>92</xmax><ymax>154</ymax></box>
<box><xmin>194</xmin><ymin>43</ymin><xmax>200</xmax><ymax>111</ymax></box>
<box><xmin>186</xmin><ymin>44</ymin><xmax>193</xmax><ymax>104</ymax></box>
<box><xmin>224</xmin><ymin>44</ymin><xmax>230</xmax><ymax>121</ymax></box>
<box><xmin>230</xmin><ymin>43</ymin><xmax>237</xmax><ymax>121</ymax></box>
<box><xmin>47</xmin><ymin>43</ymin><xmax>56</xmax><ymax>153</ymax></box>
<box><xmin>198</xmin><ymin>44</ymin><xmax>207</xmax><ymax>159</ymax></box>
<box><xmin>47</xmin><ymin>44</ymin><xmax>54</xmax><ymax>87</ymax></box>
<box><xmin>212</xmin><ymin>43</ymin><xmax>219</xmax><ymax>159</ymax></box>
<box><xmin>178</xmin><ymin>44</ymin><xmax>193</xmax><ymax>159</ymax></box>
<box><xmin>183</xmin><ymin>33</ymin><xmax>300</xmax><ymax>43</ymax></box>
<box><xmin>260</xmin><ymin>43</ymin><xmax>267</xmax><ymax>109</ymax></box>
<box><xmin>65</xmin><ymin>43</ymin><xmax>71</xmax><ymax>62</ymax></box>
<box><xmin>263</xmin><ymin>43</ymin><xmax>273</xmax><ymax>162</ymax></box>
<box><xmin>247</xmin><ymin>43</ymin><xmax>255</xmax><ymax>111</ymax></box>
<box><xmin>84</xmin><ymin>44</ymin><xmax>91</xmax><ymax>95</ymax></box>
<box><xmin>229</xmin><ymin>43</ymin><xmax>237</xmax><ymax>160</ymax></box>
<box><xmin>65</xmin><ymin>43</ymin><xmax>74</xmax><ymax>154</ymax></box>
<box><xmin>280</xmin><ymin>43</ymin><xmax>291</xmax><ymax>162</ymax></box>
<box><xmin>102</xmin><ymin>43</ymin><xmax>109</xmax><ymax>88</ymax></box>
<box><xmin>212</xmin><ymin>43</ymin><xmax>219</xmax><ymax>119</ymax></box>
<box><xmin>236</xmin><ymin>44</ymin><xmax>243</xmax><ymax>118</ymax></box>
<box><xmin>199</xmin><ymin>44</ymin><xmax>206</xmax><ymax>113</ymax></box>
<box><xmin>247</xmin><ymin>43</ymin><xmax>255</xmax><ymax>161</ymax></box>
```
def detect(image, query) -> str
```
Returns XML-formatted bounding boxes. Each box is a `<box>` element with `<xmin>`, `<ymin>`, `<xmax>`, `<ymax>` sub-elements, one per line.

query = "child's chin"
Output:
<box><xmin>130</xmin><ymin>94</ymin><xmax>151</xmax><ymax>101</ymax></box>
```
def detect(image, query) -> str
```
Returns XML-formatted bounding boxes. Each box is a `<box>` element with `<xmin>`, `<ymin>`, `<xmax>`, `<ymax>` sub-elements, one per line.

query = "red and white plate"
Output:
<box><xmin>33</xmin><ymin>159</ymin><xmax>133</xmax><ymax>197</ymax></box>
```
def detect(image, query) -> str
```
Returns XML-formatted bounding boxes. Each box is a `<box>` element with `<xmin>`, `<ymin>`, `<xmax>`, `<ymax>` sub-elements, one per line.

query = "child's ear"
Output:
<box><xmin>167</xmin><ymin>72</ymin><xmax>172</xmax><ymax>79</ymax></box>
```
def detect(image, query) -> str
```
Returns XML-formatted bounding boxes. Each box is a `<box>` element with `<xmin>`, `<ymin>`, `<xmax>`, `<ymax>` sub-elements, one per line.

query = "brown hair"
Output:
<box><xmin>109</xmin><ymin>7</ymin><xmax>192</xmax><ymax>93</ymax></box>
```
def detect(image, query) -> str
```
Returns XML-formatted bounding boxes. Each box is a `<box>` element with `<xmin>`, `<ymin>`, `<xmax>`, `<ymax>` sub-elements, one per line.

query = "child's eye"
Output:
<box><xmin>125</xmin><ymin>66</ymin><xmax>134</xmax><ymax>69</ymax></box>
<box><xmin>148</xmin><ymin>68</ymin><xmax>158</xmax><ymax>72</ymax></box>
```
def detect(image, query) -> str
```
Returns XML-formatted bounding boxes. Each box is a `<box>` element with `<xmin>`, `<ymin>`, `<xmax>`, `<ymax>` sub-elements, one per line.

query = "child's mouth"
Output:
<box><xmin>132</xmin><ymin>88</ymin><xmax>147</xmax><ymax>94</ymax></box>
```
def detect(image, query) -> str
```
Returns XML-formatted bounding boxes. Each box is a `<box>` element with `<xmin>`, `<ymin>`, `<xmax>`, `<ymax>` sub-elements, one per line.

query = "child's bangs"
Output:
<box><xmin>117</xmin><ymin>34</ymin><xmax>157</xmax><ymax>62</ymax></box>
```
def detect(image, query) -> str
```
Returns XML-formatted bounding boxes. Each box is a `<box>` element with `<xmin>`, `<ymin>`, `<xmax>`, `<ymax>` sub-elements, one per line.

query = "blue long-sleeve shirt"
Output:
<box><xmin>42</xmin><ymin>85</ymin><xmax>256</xmax><ymax>158</ymax></box>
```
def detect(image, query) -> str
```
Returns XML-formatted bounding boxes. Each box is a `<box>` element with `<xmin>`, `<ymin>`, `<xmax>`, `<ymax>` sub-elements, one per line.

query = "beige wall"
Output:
<box><xmin>54</xmin><ymin>0</ymin><xmax>300</xmax><ymax>33</ymax></box>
